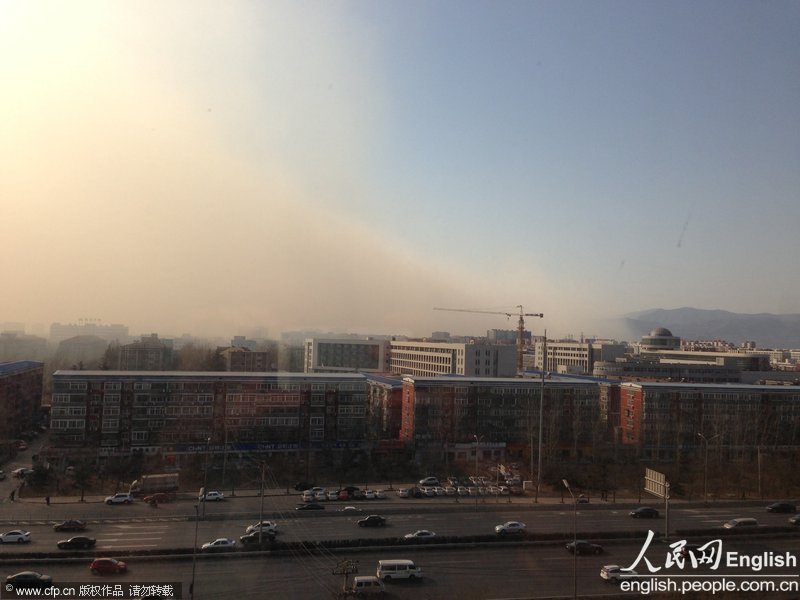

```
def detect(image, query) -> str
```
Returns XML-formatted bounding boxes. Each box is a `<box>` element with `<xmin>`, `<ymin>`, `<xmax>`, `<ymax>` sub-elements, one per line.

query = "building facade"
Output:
<box><xmin>389</xmin><ymin>341</ymin><xmax>516</xmax><ymax>377</ymax></box>
<box><xmin>0</xmin><ymin>361</ymin><xmax>44</xmax><ymax>443</ymax></box>
<box><xmin>304</xmin><ymin>338</ymin><xmax>390</xmax><ymax>373</ymax></box>
<box><xmin>118</xmin><ymin>335</ymin><xmax>175</xmax><ymax>371</ymax></box>
<box><xmin>533</xmin><ymin>339</ymin><xmax>626</xmax><ymax>375</ymax></box>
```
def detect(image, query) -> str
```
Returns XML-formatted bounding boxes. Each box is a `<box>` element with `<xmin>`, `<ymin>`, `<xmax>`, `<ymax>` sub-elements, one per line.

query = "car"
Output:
<box><xmin>307</xmin><ymin>486</ymin><xmax>326</xmax><ymax>494</ymax></box>
<box><xmin>327</xmin><ymin>490</ymin><xmax>339</xmax><ymax>501</ymax></box>
<box><xmin>357</xmin><ymin>515</ymin><xmax>387</xmax><ymax>527</ymax></box>
<box><xmin>0</xmin><ymin>470</ymin><xmax>5</xmax><ymax>480</ymax></box>
<box><xmin>239</xmin><ymin>530</ymin><xmax>275</xmax><ymax>547</ymax></box>
<box><xmin>314</xmin><ymin>491</ymin><xmax>327</xmax><ymax>502</ymax></box>
<box><xmin>90</xmin><ymin>558</ymin><xmax>127</xmax><ymax>574</ymax></box>
<box><xmin>345</xmin><ymin>575</ymin><xmax>386</xmax><ymax>596</ymax></box>
<box><xmin>566</xmin><ymin>540</ymin><xmax>604</xmax><ymax>555</ymax></box>
<box><xmin>404</xmin><ymin>529</ymin><xmax>436</xmax><ymax>539</ymax></box>
<box><xmin>0</xmin><ymin>530</ymin><xmax>31</xmax><ymax>543</ymax></box>
<box><xmin>364</xmin><ymin>490</ymin><xmax>376</xmax><ymax>500</ymax></box>
<box><xmin>57</xmin><ymin>536</ymin><xmax>96</xmax><ymax>550</ymax></box>
<box><xmin>294</xmin><ymin>481</ymin><xmax>314</xmax><ymax>491</ymax></box>
<box><xmin>422</xmin><ymin>486</ymin><xmax>436</xmax><ymax>497</ymax></box>
<box><xmin>142</xmin><ymin>493</ymin><xmax>174</xmax><ymax>504</ymax></box>
<box><xmin>337</xmin><ymin>490</ymin><xmax>350</xmax><ymax>500</ymax></box>
<box><xmin>374</xmin><ymin>489</ymin><xmax>387</xmax><ymax>499</ymax></box>
<box><xmin>198</xmin><ymin>491</ymin><xmax>224</xmax><ymax>502</ymax></box>
<box><xmin>789</xmin><ymin>514</ymin><xmax>800</xmax><ymax>526</ymax></box>
<box><xmin>301</xmin><ymin>491</ymin><xmax>315</xmax><ymax>502</ymax></box>
<box><xmin>14</xmin><ymin>440</ymin><xmax>28</xmax><ymax>450</ymax></box>
<box><xmin>495</xmin><ymin>521</ymin><xmax>527</xmax><ymax>534</ymax></box>
<box><xmin>600</xmin><ymin>565</ymin><xmax>638</xmax><ymax>582</ymax></box>
<box><xmin>201</xmin><ymin>538</ymin><xmax>236</xmax><ymax>552</ymax></box>
<box><xmin>629</xmin><ymin>507</ymin><xmax>659</xmax><ymax>518</ymax></box>
<box><xmin>577</xmin><ymin>494</ymin><xmax>589</xmax><ymax>503</ymax></box>
<box><xmin>397</xmin><ymin>488</ymin><xmax>410</xmax><ymax>498</ymax></box>
<box><xmin>766</xmin><ymin>501</ymin><xmax>796</xmax><ymax>513</ymax></box>
<box><xmin>245</xmin><ymin>521</ymin><xmax>278</xmax><ymax>535</ymax></box>
<box><xmin>5</xmin><ymin>571</ymin><xmax>53</xmax><ymax>588</ymax></box>
<box><xmin>723</xmin><ymin>517</ymin><xmax>758</xmax><ymax>529</ymax></box>
<box><xmin>296</xmin><ymin>502</ymin><xmax>324</xmax><ymax>510</ymax></box>
<box><xmin>419</xmin><ymin>477</ymin><xmax>439</xmax><ymax>486</ymax></box>
<box><xmin>340</xmin><ymin>505</ymin><xmax>361</xmax><ymax>512</ymax></box>
<box><xmin>105</xmin><ymin>493</ymin><xmax>133</xmax><ymax>505</ymax></box>
<box><xmin>457</xmin><ymin>486</ymin><xmax>469</xmax><ymax>496</ymax></box>
<box><xmin>12</xmin><ymin>467</ymin><xmax>34</xmax><ymax>478</ymax></box>
<box><xmin>53</xmin><ymin>519</ymin><xmax>86</xmax><ymax>532</ymax></box>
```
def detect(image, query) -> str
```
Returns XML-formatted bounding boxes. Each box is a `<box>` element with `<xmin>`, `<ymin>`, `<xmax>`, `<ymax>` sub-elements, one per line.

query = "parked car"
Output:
<box><xmin>53</xmin><ymin>519</ymin><xmax>86</xmax><ymax>532</ymax></box>
<box><xmin>404</xmin><ymin>529</ymin><xmax>436</xmax><ymax>540</ymax></box>
<box><xmin>357</xmin><ymin>515</ymin><xmax>387</xmax><ymax>527</ymax></box>
<box><xmin>629</xmin><ymin>507</ymin><xmax>659</xmax><ymax>518</ymax></box>
<box><xmin>396</xmin><ymin>488</ymin><xmax>410</xmax><ymax>498</ymax></box>
<box><xmin>419</xmin><ymin>477</ymin><xmax>439</xmax><ymax>486</ymax></box>
<box><xmin>495</xmin><ymin>521</ymin><xmax>526</xmax><ymax>534</ymax></box>
<box><xmin>142</xmin><ymin>493</ymin><xmax>174</xmax><ymax>504</ymax></box>
<box><xmin>327</xmin><ymin>490</ymin><xmax>340</xmax><ymax>501</ymax></box>
<box><xmin>239</xmin><ymin>530</ymin><xmax>275</xmax><ymax>547</ymax></box>
<box><xmin>201</xmin><ymin>538</ymin><xmax>236</xmax><ymax>552</ymax></box>
<box><xmin>11</xmin><ymin>467</ymin><xmax>34</xmax><ymax>478</ymax></box>
<box><xmin>198</xmin><ymin>491</ymin><xmax>224</xmax><ymax>502</ymax></box>
<box><xmin>5</xmin><ymin>571</ymin><xmax>53</xmax><ymax>588</ymax></box>
<box><xmin>294</xmin><ymin>481</ymin><xmax>314</xmax><ymax>491</ymax></box>
<box><xmin>296</xmin><ymin>502</ymin><xmax>324</xmax><ymax>511</ymax></box>
<box><xmin>789</xmin><ymin>514</ymin><xmax>800</xmax><ymax>526</ymax></box>
<box><xmin>600</xmin><ymin>565</ymin><xmax>638</xmax><ymax>582</ymax></box>
<box><xmin>0</xmin><ymin>530</ymin><xmax>31</xmax><ymax>543</ymax></box>
<box><xmin>90</xmin><ymin>558</ymin><xmax>127</xmax><ymax>575</ymax></box>
<box><xmin>104</xmin><ymin>493</ymin><xmax>133</xmax><ymax>505</ymax></box>
<box><xmin>57</xmin><ymin>536</ymin><xmax>96</xmax><ymax>550</ymax></box>
<box><xmin>245</xmin><ymin>521</ymin><xmax>278</xmax><ymax>535</ymax></box>
<box><xmin>566</xmin><ymin>540</ymin><xmax>604</xmax><ymax>555</ymax></box>
<box><xmin>766</xmin><ymin>501</ymin><xmax>796</xmax><ymax>513</ymax></box>
<box><xmin>374</xmin><ymin>489</ymin><xmax>387</xmax><ymax>499</ymax></box>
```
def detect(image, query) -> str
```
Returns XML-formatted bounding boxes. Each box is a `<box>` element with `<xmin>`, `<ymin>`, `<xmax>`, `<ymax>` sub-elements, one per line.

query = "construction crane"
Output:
<box><xmin>433</xmin><ymin>305</ymin><xmax>544</xmax><ymax>372</ymax></box>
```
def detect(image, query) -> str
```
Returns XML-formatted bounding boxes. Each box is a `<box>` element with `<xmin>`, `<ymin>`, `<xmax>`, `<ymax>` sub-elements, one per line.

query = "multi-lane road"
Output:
<box><xmin>1</xmin><ymin>490</ymin><xmax>799</xmax><ymax>599</ymax></box>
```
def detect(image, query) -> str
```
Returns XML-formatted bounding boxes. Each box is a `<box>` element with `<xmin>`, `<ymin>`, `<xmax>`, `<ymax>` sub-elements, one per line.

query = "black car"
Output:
<box><xmin>239</xmin><ymin>531</ymin><xmax>275</xmax><ymax>547</ymax></box>
<box><xmin>53</xmin><ymin>520</ymin><xmax>86</xmax><ymax>532</ymax></box>
<box><xmin>57</xmin><ymin>536</ymin><xmax>96</xmax><ymax>550</ymax></box>
<box><xmin>296</xmin><ymin>502</ymin><xmax>324</xmax><ymax>511</ymax></box>
<box><xmin>357</xmin><ymin>515</ymin><xmax>387</xmax><ymax>527</ymax></box>
<box><xmin>5</xmin><ymin>572</ymin><xmax>53</xmax><ymax>588</ymax></box>
<box><xmin>566</xmin><ymin>540</ymin><xmax>603</xmax><ymax>555</ymax></box>
<box><xmin>766</xmin><ymin>502</ymin><xmax>796</xmax><ymax>513</ymax></box>
<box><xmin>630</xmin><ymin>507</ymin><xmax>660</xmax><ymax>518</ymax></box>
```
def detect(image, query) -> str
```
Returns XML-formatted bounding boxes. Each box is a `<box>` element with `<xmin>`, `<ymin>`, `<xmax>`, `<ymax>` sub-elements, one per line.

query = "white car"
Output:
<box><xmin>419</xmin><ymin>477</ymin><xmax>439</xmax><ymax>486</ymax></box>
<box><xmin>199</xmin><ymin>491</ymin><xmax>225</xmax><ymax>502</ymax></box>
<box><xmin>200</xmin><ymin>538</ymin><xmax>236</xmax><ymax>552</ymax></box>
<box><xmin>327</xmin><ymin>490</ymin><xmax>339</xmax><ymax>501</ymax></box>
<box><xmin>495</xmin><ymin>521</ymin><xmax>526</xmax><ymax>534</ymax></box>
<box><xmin>404</xmin><ymin>529</ymin><xmax>436</xmax><ymax>540</ymax></box>
<box><xmin>314</xmin><ymin>491</ymin><xmax>327</xmax><ymax>502</ymax></box>
<box><xmin>374</xmin><ymin>489</ymin><xmax>387</xmax><ymax>499</ymax></box>
<box><xmin>364</xmin><ymin>490</ymin><xmax>376</xmax><ymax>500</ymax></box>
<box><xmin>245</xmin><ymin>521</ymin><xmax>278</xmax><ymax>535</ymax></box>
<box><xmin>0</xmin><ymin>530</ymin><xmax>31</xmax><ymax>543</ymax></box>
<box><xmin>104</xmin><ymin>493</ymin><xmax>133</xmax><ymax>505</ymax></box>
<box><xmin>600</xmin><ymin>565</ymin><xmax>638</xmax><ymax>582</ymax></box>
<box><xmin>397</xmin><ymin>488</ymin><xmax>410</xmax><ymax>498</ymax></box>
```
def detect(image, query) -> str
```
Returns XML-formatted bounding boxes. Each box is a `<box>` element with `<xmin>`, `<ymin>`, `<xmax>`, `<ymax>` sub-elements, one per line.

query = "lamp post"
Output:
<box><xmin>190</xmin><ymin>504</ymin><xmax>199</xmax><ymax>600</ymax></box>
<box><xmin>697</xmin><ymin>433</ymin><xmax>720</xmax><ymax>505</ymax></box>
<box><xmin>562</xmin><ymin>479</ymin><xmax>577</xmax><ymax>600</ymax></box>
<box><xmin>201</xmin><ymin>436</ymin><xmax>211</xmax><ymax>519</ymax></box>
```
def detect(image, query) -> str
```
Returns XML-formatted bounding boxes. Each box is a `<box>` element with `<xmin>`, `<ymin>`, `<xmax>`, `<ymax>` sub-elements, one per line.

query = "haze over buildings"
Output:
<box><xmin>2</xmin><ymin>1</ymin><xmax>798</xmax><ymax>341</ymax></box>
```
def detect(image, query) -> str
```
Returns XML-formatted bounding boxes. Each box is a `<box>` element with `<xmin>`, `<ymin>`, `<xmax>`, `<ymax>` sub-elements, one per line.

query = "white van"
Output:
<box><xmin>346</xmin><ymin>576</ymin><xmax>385</xmax><ymax>596</ymax></box>
<box><xmin>376</xmin><ymin>559</ymin><xmax>423</xmax><ymax>581</ymax></box>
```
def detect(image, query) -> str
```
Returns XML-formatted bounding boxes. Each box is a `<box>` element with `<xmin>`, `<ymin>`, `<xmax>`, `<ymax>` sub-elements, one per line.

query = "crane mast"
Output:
<box><xmin>433</xmin><ymin>305</ymin><xmax>544</xmax><ymax>372</ymax></box>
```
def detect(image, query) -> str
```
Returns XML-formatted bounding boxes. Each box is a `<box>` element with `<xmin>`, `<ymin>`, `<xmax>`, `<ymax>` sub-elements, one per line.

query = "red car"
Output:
<box><xmin>142</xmin><ymin>493</ymin><xmax>174</xmax><ymax>504</ymax></box>
<box><xmin>90</xmin><ymin>558</ymin><xmax>127</xmax><ymax>575</ymax></box>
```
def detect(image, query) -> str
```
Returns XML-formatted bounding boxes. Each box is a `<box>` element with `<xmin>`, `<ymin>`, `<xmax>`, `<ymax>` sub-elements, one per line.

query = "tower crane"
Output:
<box><xmin>433</xmin><ymin>305</ymin><xmax>544</xmax><ymax>372</ymax></box>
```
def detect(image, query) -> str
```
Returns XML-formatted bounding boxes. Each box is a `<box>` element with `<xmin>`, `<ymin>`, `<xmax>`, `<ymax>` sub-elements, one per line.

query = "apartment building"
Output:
<box><xmin>389</xmin><ymin>341</ymin><xmax>516</xmax><ymax>377</ymax></box>
<box><xmin>218</xmin><ymin>346</ymin><xmax>273</xmax><ymax>371</ymax></box>
<box><xmin>0</xmin><ymin>361</ymin><xmax>44</xmax><ymax>443</ymax></box>
<box><xmin>533</xmin><ymin>339</ymin><xmax>626</xmax><ymax>375</ymax></box>
<box><xmin>304</xmin><ymin>338</ymin><xmax>390</xmax><ymax>373</ymax></box>
<box><xmin>48</xmin><ymin>371</ymin><xmax>368</xmax><ymax>465</ymax></box>
<box><xmin>118</xmin><ymin>334</ymin><xmax>174</xmax><ymax>371</ymax></box>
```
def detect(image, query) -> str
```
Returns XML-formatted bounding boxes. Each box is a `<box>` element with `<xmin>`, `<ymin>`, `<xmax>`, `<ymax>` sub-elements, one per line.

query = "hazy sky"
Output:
<box><xmin>2</xmin><ymin>1</ymin><xmax>798</xmax><ymax>341</ymax></box>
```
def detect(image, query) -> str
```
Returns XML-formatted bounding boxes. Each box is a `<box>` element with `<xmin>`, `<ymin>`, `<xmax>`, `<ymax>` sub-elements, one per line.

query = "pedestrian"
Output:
<box><xmin>45</xmin><ymin>495</ymin><xmax>50</xmax><ymax>506</ymax></box>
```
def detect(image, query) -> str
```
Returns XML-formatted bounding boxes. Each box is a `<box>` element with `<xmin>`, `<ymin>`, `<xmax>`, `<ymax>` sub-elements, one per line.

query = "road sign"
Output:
<box><xmin>644</xmin><ymin>468</ymin><xmax>669</xmax><ymax>499</ymax></box>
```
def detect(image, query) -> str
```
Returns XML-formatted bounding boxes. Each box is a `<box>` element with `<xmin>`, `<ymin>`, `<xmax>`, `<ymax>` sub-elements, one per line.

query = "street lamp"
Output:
<box><xmin>190</xmin><ymin>504</ymin><xmax>199</xmax><ymax>600</ymax></box>
<box><xmin>562</xmin><ymin>479</ymin><xmax>577</xmax><ymax>600</ymax></box>
<box><xmin>697</xmin><ymin>433</ymin><xmax>721</xmax><ymax>505</ymax></box>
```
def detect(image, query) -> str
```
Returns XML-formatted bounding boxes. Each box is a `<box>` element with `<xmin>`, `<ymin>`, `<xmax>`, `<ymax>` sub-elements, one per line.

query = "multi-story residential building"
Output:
<box><xmin>608</xmin><ymin>381</ymin><xmax>800</xmax><ymax>462</ymax></box>
<box><xmin>399</xmin><ymin>375</ymin><xmax>604</xmax><ymax>468</ymax></box>
<box><xmin>48</xmin><ymin>371</ymin><xmax>368</xmax><ymax>468</ymax></box>
<box><xmin>365</xmin><ymin>374</ymin><xmax>404</xmax><ymax>440</ymax></box>
<box><xmin>389</xmin><ymin>341</ymin><xmax>516</xmax><ymax>377</ymax></box>
<box><xmin>533</xmin><ymin>339</ymin><xmax>626</xmax><ymax>375</ymax></box>
<box><xmin>304</xmin><ymin>338</ymin><xmax>390</xmax><ymax>373</ymax></box>
<box><xmin>218</xmin><ymin>347</ymin><xmax>273</xmax><ymax>372</ymax></box>
<box><xmin>0</xmin><ymin>333</ymin><xmax>48</xmax><ymax>362</ymax></box>
<box><xmin>118</xmin><ymin>334</ymin><xmax>175</xmax><ymax>371</ymax></box>
<box><xmin>0</xmin><ymin>361</ymin><xmax>44</xmax><ymax>442</ymax></box>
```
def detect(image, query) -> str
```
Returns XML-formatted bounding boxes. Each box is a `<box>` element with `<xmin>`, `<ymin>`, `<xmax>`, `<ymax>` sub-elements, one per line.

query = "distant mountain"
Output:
<box><xmin>622</xmin><ymin>307</ymin><xmax>800</xmax><ymax>349</ymax></box>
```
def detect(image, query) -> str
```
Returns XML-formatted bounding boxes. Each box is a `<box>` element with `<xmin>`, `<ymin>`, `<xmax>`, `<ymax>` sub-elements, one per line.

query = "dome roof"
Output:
<box><xmin>649</xmin><ymin>327</ymin><xmax>673</xmax><ymax>337</ymax></box>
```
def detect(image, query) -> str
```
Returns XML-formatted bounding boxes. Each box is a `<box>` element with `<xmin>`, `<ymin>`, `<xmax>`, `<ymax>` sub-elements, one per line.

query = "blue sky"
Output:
<box><xmin>1</xmin><ymin>1</ymin><xmax>798</xmax><ymax>340</ymax></box>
